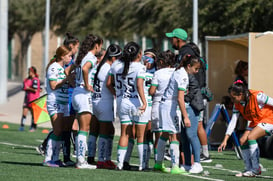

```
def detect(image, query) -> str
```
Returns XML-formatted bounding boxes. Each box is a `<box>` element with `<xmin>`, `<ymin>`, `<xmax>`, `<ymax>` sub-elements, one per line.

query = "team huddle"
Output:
<box><xmin>42</xmin><ymin>28</ymin><xmax>273</xmax><ymax>178</ymax></box>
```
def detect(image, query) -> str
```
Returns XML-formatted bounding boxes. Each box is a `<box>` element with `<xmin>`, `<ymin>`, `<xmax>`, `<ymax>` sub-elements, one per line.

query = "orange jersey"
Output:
<box><xmin>234</xmin><ymin>90</ymin><xmax>273</xmax><ymax>128</ymax></box>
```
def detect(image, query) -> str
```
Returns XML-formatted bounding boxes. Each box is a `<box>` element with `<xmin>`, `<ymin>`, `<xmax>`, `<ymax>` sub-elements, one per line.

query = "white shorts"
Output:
<box><xmin>159</xmin><ymin>100</ymin><xmax>181</xmax><ymax>134</ymax></box>
<box><xmin>72</xmin><ymin>88</ymin><xmax>93</xmax><ymax>114</ymax></box>
<box><xmin>257</xmin><ymin>122</ymin><xmax>273</xmax><ymax>135</ymax></box>
<box><xmin>151</xmin><ymin>101</ymin><xmax>161</xmax><ymax>132</ymax></box>
<box><xmin>139</xmin><ymin>105</ymin><xmax>151</xmax><ymax>124</ymax></box>
<box><xmin>47</xmin><ymin>101</ymin><xmax>65</xmax><ymax>117</ymax></box>
<box><xmin>118</xmin><ymin>98</ymin><xmax>145</xmax><ymax>125</ymax></box>
<box><xmin>92</xmin><ymin>99</ymin><xmax>114</xmax><ymax>122</ymax></box>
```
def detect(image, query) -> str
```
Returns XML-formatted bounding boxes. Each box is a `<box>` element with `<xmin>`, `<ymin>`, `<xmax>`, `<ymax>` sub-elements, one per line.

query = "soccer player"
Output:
<box><xmin>43</xmin><ymin>45</ymin><xmax>73</xmax><ymax>167</ymax></box>
<box><xmin>92</xmin><ymin>44</ymin><xmax>122</xmax><ymax>169</ymax></box>
<box><xmin>218</xmin><ymin>80</ymin><xmax>273</xmax><ymax>177</ymax></box>
<box><xmin>72</xmin><ymin>34</ymin><xmax>103</xmax><ymax>169</ymax></box>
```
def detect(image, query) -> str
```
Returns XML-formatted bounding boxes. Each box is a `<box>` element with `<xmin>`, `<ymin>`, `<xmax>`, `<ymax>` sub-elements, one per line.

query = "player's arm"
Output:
<box><xmin>218</xmin><ymin>109</ymin><xmax>240</xmax><ymax>152</ymax></box>
<box><xmin>106</xmin><ymin>74</ymin><xmax>116</xmax><ymax>96</ymax></box>
<box><xmin>82</xmin><ymin>61</ymin><xmax>94</xmax><ymax>92</ymax></box>
<box><xmin>137</xmin><ymin>77</ymin><xmax>147</xmax><ymax>112</ymax></box>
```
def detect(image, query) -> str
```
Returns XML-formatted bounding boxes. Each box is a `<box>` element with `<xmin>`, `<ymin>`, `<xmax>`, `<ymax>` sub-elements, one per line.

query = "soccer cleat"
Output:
<box><xmin>19</xmin><ymin>126</ymin><xmax>24</xmax><ymax>131</ymax></box>
<box><xmin>180</xmin><ymin>164</ymin><xmax>191</xmax><ymax>172</ymax></box>
<box><xmin>154</xmin><ymin>163</ymin><xmax>168</xmax><ymax>173</ymax></box>
<box><xmin>171</xmin><ymin>165</ymin><xmax>188</xmax><ymax>175</ymax></box>
<box><xmin>123</xmin><ymin>161</ymin><xmax>131</xmax><ymax>170</ymax></box>
<box><xmin>242</xmin><ymin>171</ymin><xmax>256</xmax><ymax>177</ymax></box>
<box><xmin>235</xmin><ymin>170</ymin><xmax>248</xmax><ymax>177</ymax></box>
<box><xmin>36</xmin><ymin>144</ymin><xmax>45</xmax><ymax>156</ymax></box>
<box><xmin>54</xmin><ymin>160</ymin><xmax>65</xmax><ymax>167</ymax></box>
<box><xmin>87</xmin><ymin>156</ymin><xmax>97</xmax><ymax>165</ymax></box>
<box><xmin>200</xmin><ymin>154</ymin><xmax>212</xmax><ymax>163</ymax></box>
<box><xmin>64</xmin><ymin>159</ymin><xmax>76</xmax><ymax>167</ymax></box>
<box><xmin>189</xmin><ymin>162</ymin><xmax>203</xmax><ymax>174</ymax></box>
<box><xmin>43</xmin><ymin>160</ymin><xmax>60</xmax><ymax>167</ymax></box>
<box><xmin>29</xmin><ymin>128</ymin><xmax>36</xmax><ymax>132</ymax></box>
<box><xmin>76</xmin><ymin>161</ymin><xmax>97</xmax><ymax>169</ymax></box>
<box><xmin>105</xmin><ymin>160</ymin><xmax>117</xmax><ymax>169</ymax></box>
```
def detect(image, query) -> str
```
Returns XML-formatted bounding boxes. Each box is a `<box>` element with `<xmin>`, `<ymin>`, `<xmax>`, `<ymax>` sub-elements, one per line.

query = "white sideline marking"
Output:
<box><xmin>0</xmin><ymin>141</ymin><xmax>36</xmax><ymax>149</ymax></box>
<box><xmin>204</xmin><ymin>166</ymin><xmax>273</xmax><ymax>179</ymax></box>
<box><xmin>184</xmin><ymin>174</ymin><xmax>224</xmax><ymax>181</ymax></box>
<box><xmin>203</xmin><ymin>166</ymin><xmax>240</xmax><ymax>173</ymax></box>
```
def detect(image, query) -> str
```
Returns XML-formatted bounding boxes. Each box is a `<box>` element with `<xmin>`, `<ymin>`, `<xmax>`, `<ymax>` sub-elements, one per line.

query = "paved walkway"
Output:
<box><xmin>0</xmin><ymin>81</ymin><xmax>121</xmax><ymax>135</ymax></box>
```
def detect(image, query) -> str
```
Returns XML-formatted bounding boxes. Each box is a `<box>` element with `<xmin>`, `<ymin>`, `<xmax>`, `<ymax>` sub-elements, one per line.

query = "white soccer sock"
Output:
<box><xmin>248</xmin><ymin>140</ymin><xmax>260</xmax><ymax>171</ymax></box>
<box><xmin>87</xmin><ymin>133</ymin><xmax>98</xmax><ymax>157</ymax></box>
<box><xmin>137</xmin><ymin>143</ymin><xmax>148</xmax><ymax>169</ymax></box>
<box><xmin>156</xmin><ymin>137</ymin><xmax>167</xmax><ymax>164</ymax></box>
<box><xmin>45</xmin><ymin>138</ymin><xmax>53</xmax><ymax>162</ymax></box>
<box><xmin>77</xmin><ymin>131</ymin><xmax>88</xmax><ymax>163</ymax></box>
<box><xmin>124</xmin><ymin>138</ymin><xmax>134</xmax><ymax>163</ymax></box>
<box><xmin>106</xmin><ymin>135</ymin><xmax>114</xmax><ymax>161</ymax></box>
<box><xmin>241</xmin><ymin>145</ymin><xmax>252</xmax><ymax>171</ymax></box>
<box><xmin>97</xmin><ymin>135</ymin><xmax>108</xmax><ymax>162</ymax></box>
<box><xmin>170</xmin><ymin>141</ymin><xmax>180</xmax><ymax>167</ymax></box>
<box><xmin>117</xmin><ymin>145</ymin><xmax>127</xmax><ymax>169</ymax></box>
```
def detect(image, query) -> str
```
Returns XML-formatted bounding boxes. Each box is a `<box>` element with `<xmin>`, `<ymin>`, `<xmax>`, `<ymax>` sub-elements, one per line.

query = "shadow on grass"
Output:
<box><xmin>1</xmin><ymin>161</ymin><xmax>43</xmax><ymax>167</ymax></box>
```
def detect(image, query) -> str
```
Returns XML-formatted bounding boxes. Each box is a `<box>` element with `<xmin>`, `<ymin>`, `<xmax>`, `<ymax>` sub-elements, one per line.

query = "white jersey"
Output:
<box><xmin>144</xmin><ymin>72</ymin><xmax>153</xmax><ymax>107</ymax></box>
<box><xmin>108</xmin><ymin>60</ymin><xmax>124</xmax><ymax>98</ymax></box>
<box><xmin>162</xmin><ymin>67</ymin><xmax>189</xmax><ymax>101</ymax></box>
<box><xmin>122</xmin><ymin>62</ymin><xmax>146</xmax><ymax>99</ymax></box>
<box><xmin>92</xmin><ymin>63</ymin><xmax>113</xmax><ymax>101</ymax></box>
<box><xmin>151</xmin><ymin>67</ymin><xmax>175</xmax><ymax>102</ymax></box>
<box><xmin>75</xmin><ymin>52</ymin><xmax>97</xmax><ymax>87</ymax></box>
<box><xmin>46</xmin><ymin>62</ymin><xmax>69</xmax><ymax>104</ymax></box>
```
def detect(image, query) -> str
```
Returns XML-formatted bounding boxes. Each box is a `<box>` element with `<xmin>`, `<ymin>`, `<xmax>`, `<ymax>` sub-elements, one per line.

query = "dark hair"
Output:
<box><xmin>75</xmin><ymin>34</ymin><xmax>103</xmax><ymax>66</ymax></box>
<box><xmin>95</xmin><ymin>48</ymin><xmax>106</xmax><ymax>59</ymax></box>
<box><xmin>157</xmin><ymin>50</ymin><xmax>175</xmax><ymax>68</ymax></box>
<box><xmin>235</xmin><ymin>60</ymin><xmax>248</xmax><ymax>75</ymax></box>
<box><xmin>120</xmin><ymin>42</ymin><xmax>141</xmax><ymax>79</ymax></box>
<box><xmin>188</xmin><ymin>42</ymin><xmax>200</xmax><ymax>57</ymax></box>
<box><xmin>46</xmin><ymin>45</ymin><xmax>70</xmax><ymax>72</ymax></box>
<box><xmin>94</xmin><ymin>44</ymin><xmax>122</xmax><ymax>84</ymax></box>
<box><xmin>228</xmin><ymin>82</ymin><xmax>250</xmax><ymax>112</ymax></box>
<box><xmin>176</xmin><ymin>54</ymin><xmax>200</xmax><ymax>70</ymax></box>
<box><xmin>29</xmin><ymin>66</ymin><xmax>38</xmax><ymax>78</ymax></box>
<box><xmin>63</xmin><ymin>32</ymin><xmax>79</xmax><ymax>50</ymax></box>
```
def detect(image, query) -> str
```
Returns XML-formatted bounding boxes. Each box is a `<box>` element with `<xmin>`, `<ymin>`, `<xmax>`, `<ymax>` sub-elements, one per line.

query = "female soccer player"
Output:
<box><xmin>111</xmin><ymin>42</ymin><xmax>147</xmax><ymax>170</ymax></box>
<box><xmin>149</xmin><ymin>50</ymin><xmax>175</xmax><ymax>162</ymax></box>
<box><xmin>92</xmin><ymin>44</ymin><xmax>121</xmax><ymax>169</ymax></box>
<box><xmin>43</xmin><ymin>45</ymin><xmax>73</xmax><ymax>167</ymax></box>
<box><xmin>72</xmin><ymin>34</ymin><xmax>103</xmax><ymax>169</ymax></box>
<box><xmin>154</xmin><ymin>54</ymin><xmax>199</xmax><ymax>175</ymax></box>
<box><xmin>218</xmin><ymin>80</ymin><xmax>273</xmax><ymax>177</ymax></box>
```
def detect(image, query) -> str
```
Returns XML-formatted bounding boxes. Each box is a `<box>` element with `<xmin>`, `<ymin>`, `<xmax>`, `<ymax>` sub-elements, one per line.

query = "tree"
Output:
<box><xmin>8</xmin><ymin>0</ymin><xmax>46</xmax><ymax>78</ymax></box>
<box><xmin>199</xmin><ymin>0</ymin><xmax>273</xmax><ymax>40</ymax></box>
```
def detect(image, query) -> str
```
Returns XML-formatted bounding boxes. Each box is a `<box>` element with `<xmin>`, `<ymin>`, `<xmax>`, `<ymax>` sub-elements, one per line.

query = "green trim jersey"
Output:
<box><xmin>92</xmin><ymin>63</ymin><xmax>113</xmax><ymax>101</ymax></box>
<box><xmin>108</xmin><ymin>60</ymin><xmax>124</xmax><ymax>98</ymax></box>
<box><xmin>46</xmin><ymin>62</ymin><xmax>69</xmax><ymax>104</ymax></box>
<box><xmin>151</xmin><ymin>67</ymin><xmax>175</xmax><ymax>102</ymax></box>
<box><xmin>75</xmin><ymin>52</ymin><xmax>97</xmax><ymax>88</ymax></box>
<box><xmin>122</xmin><ymin>62</ymin><xmax>146</xmax><ymax>99</ymax></box>
<box><xmin>144</xmin><ymin>72</ymin><xmax>153</xmax><ymax>107</ymax></box>
<box><xmin>162</xmin><ymin>67</ymin><xmax>189</xmax><ymax>101</ymax></box>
